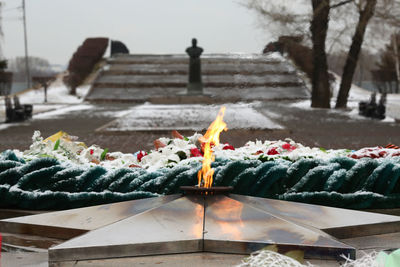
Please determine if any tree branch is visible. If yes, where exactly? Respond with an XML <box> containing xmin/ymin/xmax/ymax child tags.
<box><xmin>330</xmin><ymin>0</ymin><xmax>353</xmax><ymax>9</ymax></box>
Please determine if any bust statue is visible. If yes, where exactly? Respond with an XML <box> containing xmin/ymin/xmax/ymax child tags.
<box><xmin>186</xmin><ymin>38</ymin><xmax>204</xmax><ymax>94</ymax></box>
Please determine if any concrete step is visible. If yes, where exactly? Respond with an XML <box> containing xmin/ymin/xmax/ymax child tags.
<box><xmin>107</xmin><ymin>54</ymin><xmax>283</xmax><ymax>65</ymax></box>
<box><xmin>85</xmin><ymin>86</ymin><xmax>309</xmax><ymax>102</ymax></box>
<box><xmin>86</xmin><ymin>53</ymin><xmax>309</xmax><ymax>102</ymax></box>
<box><xmin>105</xmin><ymin>62</ymin><xmax>294</xmax><ymax>75</ymax></box>
<box><xmin>94</xmin><ymin>74</ymin><xmax>302</xmax><ymax>88</ymax></box>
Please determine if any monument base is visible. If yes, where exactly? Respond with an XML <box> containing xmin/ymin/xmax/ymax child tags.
<box><xmin>150</xmin><ymin>94</ymin><xmax>217</xmax><ymax>104</ymax></box>
<box><xmin>186</xmin><ymin>83</ymin><xmax>204</xmax><ymax>95</ymax></box>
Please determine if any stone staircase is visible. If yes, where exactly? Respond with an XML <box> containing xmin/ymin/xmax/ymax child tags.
<box><xmin>85</xmin><ymin>53</ymin><xmax>310</xmax><ymax>103</ymax></box>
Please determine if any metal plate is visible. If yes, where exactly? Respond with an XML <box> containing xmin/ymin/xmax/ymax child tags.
<box><xmin>203</xmin><ymin>195</ymin><xmax>354</xmax><ymax>260</ymax></box>
<box><xmin>48</xmin><ymin>196</ymin><xmax>205</xmax><ymax>262</ymax></box>
<box><xmin>0</xmin><ymin>195</ymin><xmax>179</xmax><ymax>239</ymax></box>
<box><xmin>230</xmin><ymin>194</ymin><xmax>400</xmax><ymax>238</ymax></box>
<box><xmin>9</xmin><ymin>193</ymin><xmax>400</xmax><ymax>263</ymax></box>
<box><xmin>180</xmin><ymin>186</ymin><xmax>233</xmax><ymax>195</ymax></box>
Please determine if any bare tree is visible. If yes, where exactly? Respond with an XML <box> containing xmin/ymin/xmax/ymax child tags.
<box><xmin>372</xmin><ymin>0</ymin><xmax>400</xmax><ymax>93</ymax></box>
<box><xmin>0</xmin><ymin>2</ymin><xmax>4</xmax><ymax>60</ymax></box>
<box><xmin>8</xmin><ymin>56</ymin><xmax>54</xmax><ymax>81</ymax></box>
<box><xmin>336</xmin><ymin>0</ymin><xmax>377</xmax><ymax>108</ymax></box>
<box><xmin>310</xmin><ymin>0</ymin><xmax>331</xmax><ymax>108</ymax></box>
<box><xmin>245</xmin><ymin>0</ymin><xmax>311</xmax><ymax>43</ymax></box>
<box><xmin>372</xmin><ymin>33</ymin><xmax>400</xmax><ymax>94</ymax></box>
<box><xmin>246</xmin><ymin>0</ymin><xmax>332</xmax><ymax>107</ymax></box>
<box><xmin>393</xmin><ymin>33</ymin><xmax>400</xmax><ymax>87</ymax></box>
<box><xmin>245</xmin><ymin>0</ymin><xmax>400</xmax><ymax>109</ymax></box>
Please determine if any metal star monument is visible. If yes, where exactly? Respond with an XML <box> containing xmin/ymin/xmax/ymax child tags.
<box><xmin>2</xmin><ymin>191</ymin><xmax>400</xmax><ymax>264</ymax></box>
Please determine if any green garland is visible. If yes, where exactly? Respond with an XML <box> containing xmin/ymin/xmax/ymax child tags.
<box><xmin>1</xmin><ymin>150</ymin><xmax>400</xmax><ymax>210</ymax></box>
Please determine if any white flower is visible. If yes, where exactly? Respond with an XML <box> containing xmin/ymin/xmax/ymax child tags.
<box><xmin>17</xmin><ymin>131</ymin><xmax>366</xmax><ymax>171</ymax></box>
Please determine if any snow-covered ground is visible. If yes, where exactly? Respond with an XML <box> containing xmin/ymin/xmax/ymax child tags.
<box><xmin>100</xmin><ymin>102</ymin><xmax>284</xmax><ymax>132</ymax></box>
<box><xmin>33</xmin><ymin>104</ymin><xmax>93</xmax><ymax>120</ymax></box>
<box><xmin>0</xmin><ymin>68</ymin><xmax>399</xmax><ymax>132</ymax></box>
<box><xmin>386</xmin><ymin>93</ymin><xmax>400</xmax><ymax>121</ymax></box>
<box><xmin>0</xmin><ymin>76</ymin><xmax>90</xmax><ymax>130</ymax></box>
<box><xmin>291</xmin><ymin>73</ymin><xmax>400</xmax><ymax>123</ymax></box>
<box><xmin>4</xmin><ymin>76</ymin><xmax>90</xmax><ymax>104</ymax></box>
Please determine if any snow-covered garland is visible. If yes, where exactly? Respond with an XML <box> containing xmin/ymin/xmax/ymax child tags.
<box><xmin>2</xmin><ymin>131</ymin><xmax>400</xmax><ymax>210</ymax></box>
<box><xmin>15</xmin><ymin>130</ymin><xmax>400</xmax><ymax>172</ymax></box>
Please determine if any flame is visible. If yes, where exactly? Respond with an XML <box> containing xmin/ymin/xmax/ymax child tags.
<box><xmin>198</xmin><ymin>106</ymin><xmax>227</xmax><ymax>188</ymax></box>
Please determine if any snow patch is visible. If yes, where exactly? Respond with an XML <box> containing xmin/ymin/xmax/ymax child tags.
<box><xmin>11</xmin><ymin>77</ymin><xmax>90</xmax><ymax>105</ymax></box>
<box><xmin>34</xmin><ymin>104</ymin><xmax>94</xmax><ymax>120</ymax></box>
<box><xmin>102</xmin><ymin>102</ymin><xmax>284</xmax><ymax>132</ymax></box>
<box><xmin>291</xmin><ymin>99</ymin><xmax>396</xmax><ymax>123</ymax></box>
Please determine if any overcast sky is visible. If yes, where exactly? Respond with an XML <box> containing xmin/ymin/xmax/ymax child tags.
<box><xmin>1</xmin><ymin>0</ymin><xmax>269</xmax><ymax>66</ymax></box>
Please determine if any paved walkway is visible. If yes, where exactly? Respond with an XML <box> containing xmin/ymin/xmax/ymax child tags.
<box><xmin>1</xmin><ymin>100</ymin><xmax>400</xmax><ymax>266</ymax></box>
<box><xmin>1</xmin><ymin>100</ymin><xmax>399</xmax><ymax>154</ymax></box>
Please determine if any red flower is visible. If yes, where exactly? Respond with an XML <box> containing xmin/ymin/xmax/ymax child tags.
<box><xmin>378</xmin><ymin>151</ymin><xmax>387</xmax><ymax>157</ymax></box>
<box><xmin>190</xmin><ymin>148</ymin><xmax>203</xmax><ymax>157</ymax></box>
<box><xmin>200</xmin><ymin>141</ymin><xmax>216</xmax><ymax>153</ymax></box>
<box><xmin>267</xmin><ymin>147</ymin><xmax>279</xmax><ymax>155</ymax></box>
<box><xmin>137</xmin><ymin>151</ymin><xmax>147</xmax><ymax>162</ymax></box>
<box><xmin>254</xmin><ymin>150</ymin><xmax>264</xmax><ymax>155</ymax></box>
<box><xmin>282</xmin><ymin>143</ymin><xmax>296</xmax><ymax>151</ymax></box>
<box><xmin>282</xmin><ymin>143</ymin><xmax>291</xmax><ymax>149</ymax></box>
<box><xmin>223</xmin><ymin>143</ymin><xmax>235</xmax><ymax>150</ymax></box>
<box><xmin>90</xmin><ymin>149</ymin><xmax>94</xmax><ymax>155</ymax></box>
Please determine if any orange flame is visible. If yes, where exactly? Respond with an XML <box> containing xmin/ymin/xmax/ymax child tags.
<box><xmin>198</xmin><ymin>106</ymin><xmax>227</xmax><ymax>188</ymax></box>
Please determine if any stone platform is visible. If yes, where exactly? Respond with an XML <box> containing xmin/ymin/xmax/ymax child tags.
<box><xmin>96</xmin><ymin>103</ymin><xmax>283</xmax><ymax>133</ymax></box>
<box><xmin>85</xmin><ymin>53</ymin><xmax>310</xmax><ymax>103</ymax></box>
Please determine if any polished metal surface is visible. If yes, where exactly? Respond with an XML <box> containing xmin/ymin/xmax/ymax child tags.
<box><xmin>230</xmin><ymin>194</ymin><xmax>400</xmax><ymax>238</ymax></box>
<box><xmin>0</xmin><ymin>195</ymin><xmax>179</xmax><ymax>239</ymax></box>
<box><xmin>180</xmin><ymin>186</ymin><xmax>233</xmax><ymax>195</ymax></box>
<box><xmin>4</xmin><ymin>193</ymin><xmax>400</xmax><ymax>263</ymax></box>
<box><xmin>49</xmin><ymin>195</ymin><xmax>205</xmax><ymax>262</ymax></box>
<box><xmin>203</xmin><ymin>195</ymin><xmax>354</xmax><ymax>259</ymax></box>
